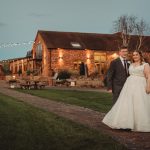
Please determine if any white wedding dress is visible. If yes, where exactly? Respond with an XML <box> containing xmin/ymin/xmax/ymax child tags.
<box><xmin>102</xmin><ymin>63</ymin><xmax>150</xmax><ymax>132</ymax></box>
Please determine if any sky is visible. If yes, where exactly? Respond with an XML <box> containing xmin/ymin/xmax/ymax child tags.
<box><xmin>0</xmin><ymin>0</ymin><xmax>150</xmax><ymax>60</ymax></box>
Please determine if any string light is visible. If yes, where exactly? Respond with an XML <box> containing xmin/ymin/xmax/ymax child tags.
<box><xmin>0</xmin><ymin>41</ymin><xmax>34</xmax><ymax>49</ymax></box>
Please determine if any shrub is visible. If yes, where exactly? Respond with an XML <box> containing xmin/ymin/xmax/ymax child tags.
<box><xmin>2</xmin><ymin>63</ymin><xmax>11</xmax><ymax>75</ymax></box>
<box><xmin>57</xmin><ymin>70</ymin><xmax>71</xmax><ymax>80</ymax></box>
<box><xmin>69</xmin><ymin>70</ymin><xmax>80</xmax><ymax>78</ymax></box>
<box><xmin>89</xmin><ymin>71</ymin><xmax>99</xmax><ymax>79</ymax></box>
<box><xmin>18</xmin><ymin>69</ymin><xmax>22</xmax><ymax>76</ymax></box>
<box><xmin>26</xmin><ymin>70</ymin><xmax>31</xmax><ymax>76</ymax></box>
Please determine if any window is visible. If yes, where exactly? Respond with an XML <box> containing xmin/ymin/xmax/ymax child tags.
<box><xmin>24</xmin><ymin>64</ymin><xmax>27</xmax><ymax>71</ymax></box>
<box><xmin>94</xmin><ymin>52</ymin><xmax>107</xmax><ymax>75</ymax></box>
<box><xmin>94</xmin><ymin>52</ymin><xmax>106</xmax><ymax>63</ymax></box>
<box><xmin>19</xmin><ymin>65</ymin><xmax>22</xmax><ymax>71</ymax></box>
<box><xmin>15</xmin><ymin>65</ymin><xmax>17</xmax><ymax>74</ymax></box>
<box><xmin>70</xmin><ymin>42</ymin><xmax>81</xmax><ymax>49</ymax></box>
<box><xmin>73</xmin><ymin>60</ymin><xmax>82</xmax><ymax>70</ymax></box>
<box><xmin>36</xmin><ymin>44</ymin><xmax>42</xmax><ymax>59</ymax></box>
<box><xmin>74</xmin><ymin>63</ymin><xmax>78</xmax><ymax>70</ymax></box>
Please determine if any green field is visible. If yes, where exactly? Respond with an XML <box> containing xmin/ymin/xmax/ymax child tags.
<box><xmin>16</xmin><ymin>89</ymin><xmax>113</xmax><ymax>113</ymax></box>
<box><xmin>0</xmin><ymin>92</ymin><xmax>127</xmax><ymax>150</ymax></box>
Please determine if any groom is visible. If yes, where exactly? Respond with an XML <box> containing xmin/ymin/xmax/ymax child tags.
<box><xmin>107</xmin><ymin>46</ymin><xmax>130</xmax><ymax>104</ymax></box>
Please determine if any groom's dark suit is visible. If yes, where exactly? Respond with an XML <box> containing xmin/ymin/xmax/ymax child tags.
<box><xmin>107</xmin><ymin>57</ymin><xmax>130</xmax><ymax>104</ymax></box>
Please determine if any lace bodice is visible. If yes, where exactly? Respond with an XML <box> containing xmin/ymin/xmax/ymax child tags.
<box><xmin>129</xmin><ymin>63</ymin><xmax>148</xmax><ymax>77</ymax></box>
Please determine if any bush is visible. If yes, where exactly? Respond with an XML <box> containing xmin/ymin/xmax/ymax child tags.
<box><xmin>18</xmin><ymin>69</ymin><xmax>22</xmax><ymax>76</ymax></box>
<box><xmin>69</xmin><ymin>70</ymin><xmax>80</xmax><ymax>78</ymax></box>
<box><xmin>26</xmin><ymin>70</ymin><xmax>31</xmax><ymax>76</ymax></box>
<box><xmin>2</xmin><ymin>63</ymin><xmax>11</xmax><ymax>75</ymax></box>
<box><xmin>57</xmin><ymin>70</ymin><xmax>71</xmax><ymax>80</ymax></box>
<box><xmin>89</xmin><ymin>71</ymin><xmax>99</xmax><ymax>79</ymax></box>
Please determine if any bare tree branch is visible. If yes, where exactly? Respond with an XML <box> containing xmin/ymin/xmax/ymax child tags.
<box><xmin>113</xmin><ymin>15</ymin><xmax>150</xmax><ymax>51</ymax></box>
<box><xmin>135</xmin><ymin>19</ymin><xmax>150</xmax><ymax>51</ymax></box>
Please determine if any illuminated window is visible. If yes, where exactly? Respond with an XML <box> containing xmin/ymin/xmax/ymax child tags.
<box><xmin>73</xmin><ymin>60</ymin><xmax>82</xmax><ymax>70</ymax></box>
<box><xmin>94</xmin><ymin>52</ymin><xmax>106</xmax><ymax>62</ymax></box>
<box><xmin>94</xmin><ymin>52</ymin><xmax>107</xmax><ymax>75</ymax></box>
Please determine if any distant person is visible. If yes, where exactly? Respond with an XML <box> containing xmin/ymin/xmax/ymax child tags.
<box><xmin>106</xmin><ymin>46</ymin><xmax>130</xmax><ymax>104</ymax></box>
<box><xmin>103</xmin><ymin>70</ymin><xmax>108</xmax><ymax>87</ymax></box>
<box><xmin>102</xmin><ymin>50</ymin><xmax>150</xmax><ymax>132</ymax></box>
<box><xmin>79</xmin><ymin>62</ymin><xmax>85</xmax><ymax>75</ymax></box>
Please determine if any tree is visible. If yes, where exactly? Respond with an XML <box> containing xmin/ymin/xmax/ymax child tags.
<box><xmin>114</xmin><ymin>14</ymin><xmax>137</xmax><ymax>47</ymax></box>
<box><xmin>113</xmin><ymin>14</ymin><xmax>149</xmax><ymax>50</ymax></box>
<box><xmin>135</xmin><ymin>19</ymin><xmax>150</xmax><ymax>50</ymax></box>
<box><xmin>2</xmin><ymin>63</ymin><xmax>11</xmax><ymax>75</ymax></box>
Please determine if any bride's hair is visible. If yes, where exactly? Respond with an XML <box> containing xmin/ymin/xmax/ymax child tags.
<box><xmin>132</xmin><ymin>50</ymin><xmax>145</xmax><ymax>65</ymax></box>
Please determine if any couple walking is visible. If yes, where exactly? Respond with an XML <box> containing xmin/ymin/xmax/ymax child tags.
<box><xmin>102</xmin><ymin>46</ymin><xmax>150</xmax><ymax>132</ymax></box>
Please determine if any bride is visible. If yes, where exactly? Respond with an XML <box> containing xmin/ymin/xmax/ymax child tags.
<box><xmin>102</xmin><ymin>50</ymin><xmax>150</xmax><ymax>132</ymax></box>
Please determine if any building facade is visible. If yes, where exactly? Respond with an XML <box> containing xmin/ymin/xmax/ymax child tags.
<box><xmin>8</xmin><ymin>30</ymin><xmax>150</xmax><ymax>80</ymax></box>
<box><xmin>32</xmin><ymin>31</ymin><xmax>123</xmax><ymax>77</ymax></box>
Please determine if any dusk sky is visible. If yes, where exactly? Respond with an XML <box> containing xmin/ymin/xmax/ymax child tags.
<box><xmin>0</xmin><ymin>0</ymin><xmax>149</xmax><ymax>60</ymax></box>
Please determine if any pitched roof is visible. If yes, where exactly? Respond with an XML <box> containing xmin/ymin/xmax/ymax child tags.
<box><xmin>37</xmin><ymin>30</ymin><xmax>150</xmax><ymax>51</ymax></box>
<box><xmin>38</xmin><ymin>30</ymin><xmax>121</xmax><ymax>50</ymax></box>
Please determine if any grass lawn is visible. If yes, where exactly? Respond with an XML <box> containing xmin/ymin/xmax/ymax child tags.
<box><xmin>0</xmin><ymin>92</ymin><xmax>127</xmax><ymax>150</ymax></box>
<box><xmin>16</xmin><ymin>88</ymin><xmax>113</xmax><ymax>112</ymax></box>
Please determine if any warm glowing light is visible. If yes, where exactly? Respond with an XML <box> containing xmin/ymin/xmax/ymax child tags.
<box><xmin>59</xmin><ymin>56</ymin><xmax>63</xmax><ymax>59</ymax></box>
<box><xmin>86</xmin><ymin>50</ymin><xmax>92</xmax><ymax>64</ymax></box>
<box><xmin>58</xmin><ymin>48</ymin><xmax>63</xmax><ymax>61</ymax></box>
<box><xmin>86</xmin><ymin>53</ymin><xmax>90</xmax><ymax>59</ymax></box>
<box><xmin>112</xmin><ymin>53</ymin><xmax>118</xmax><ymax>59</ymax></box>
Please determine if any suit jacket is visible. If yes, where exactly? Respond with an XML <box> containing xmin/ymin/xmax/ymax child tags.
<box><xmin>107</xmin><ymin>57</ymin><xmax>130</xmax><ymax>94</ymax></box>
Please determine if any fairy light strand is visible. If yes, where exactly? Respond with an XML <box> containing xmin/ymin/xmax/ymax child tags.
<box><xmin>0</xmin><ymin>41</ymin><xmax>34</xmax><ymax>49</ymax></box>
